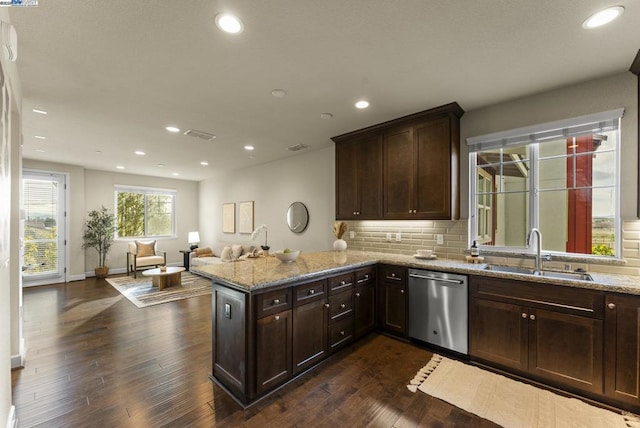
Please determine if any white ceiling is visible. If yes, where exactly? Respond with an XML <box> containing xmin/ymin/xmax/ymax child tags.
<box><xmin>8</xmin><ymin>0</ymin><xmax>640</xmax><ymax>181</ymax></box>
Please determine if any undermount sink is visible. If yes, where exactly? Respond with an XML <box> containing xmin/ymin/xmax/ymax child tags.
<box><xmin>484</xmin><ymin>265</ymin><xmax>593</xmax><ymax>282</ymax></box>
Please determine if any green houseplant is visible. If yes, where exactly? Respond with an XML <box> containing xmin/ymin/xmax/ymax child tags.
<box><xmin>82</xmin><ymin>206</ymin><xmax>116</xmax><ymax>278</ymax></box>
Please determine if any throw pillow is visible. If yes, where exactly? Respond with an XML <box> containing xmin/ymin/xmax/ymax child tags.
<box><xmin>231</xmin><ymin>244</ymin><xmax>243</xmax><ymax>259</ymax></box>
<box><xmin>195</xmin><ymin>247</ymin><xmax>213</xmax><ymax>257</ymax></box>
<box><xmin>220</xmin><ymin>246</ymin><xmax>233</xmax><ymax>262</ymax></box>
<box><xmin>136</xmin><ymin>240</ymin><xmax>156</xmax><ymax>257</ymax></box>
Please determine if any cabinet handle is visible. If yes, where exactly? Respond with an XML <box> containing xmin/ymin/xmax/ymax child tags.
<box><xmin>608</xmin><ymin>303</ymin><xmax>616</xmax><ymax>310</ymax></box>
<box><xmin>340</xmin><ymin>331</ymin><xmax>345</xmax><ymax>336</ymax></box>
<box><xmin>364</xmin><ymin>274</ymin><xmax>369</xmax><ymax>279</ymax></box>
<box><xmin>274</xmin><ymin>315</ymin><xmax>280</xmax><ymax>321</ymax></box>
<box><xmin>353</xmin><ymin>211</ymin><xmax>356</xmax><ymax>215</ymax></box>
<box><xmin>391</xmin><ymin>273</ymin><xmax>396</xmax><ymax>277</ymax></box>
<box><xmin>530</xmin><ymin>314</ymin><xmax>536</xmax><ymax>320</ymax></box>
<box><xmin>273</xmin><ymin>299</ymin><xmax>280</xmax><ymax>305</ymax></box>
<box><xmin>340</xmin><ymin>303</ymin><xmax>346</xmax><ymax>309</ymax></box>
<box><xmin>355</xmin><ymin>292</ymin><xmax>360</xmax><ymax>297</ymax></box>
<box><xmin>522</xmin><ymin>313</ymin><xmax>527</xmax><ymax>318</ymax></box>
<box><xmin>340</xmin><ymin>280</ymin><xmax>346</xmax><ymax>285</ymax></box>
<box><xmin>400</xmin><ymin>289</ymin><xmax>405</xmax><ymax>294</ymax></box>
<box><xmin>324</xmin><ymin>303</ymin><xmax>330</xmax><ymax>308</ymax></box>
<box><xmin>309</xmin><ymin>289</ymin><xmax>315</xmax><ymax>295</ymax></box>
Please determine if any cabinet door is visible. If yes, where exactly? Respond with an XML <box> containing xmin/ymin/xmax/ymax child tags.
<box><xmin>335</xmin><ymin>140</ymin><xmax>358</xmax><ymax>220</ymax></box>
<box><xmin>356</xmin><ymin>134</ymin><xmax>383</xmax><ymax>219</ymax></box>
<box><xmin>529</xmin><ymin>308</ymin><xmax>603</xmax><ymax>395</ymax></box>
<box><xmin>256</xmin><ymin>310</ymin><xmax>292</xmax><ymax>395</ymax></box>
<box><xmin>605</xmin><ymin>294</ymin><xmax>640</xmax><ymax>407</ymax></box>
<box><xmin>354</xmin><ymin>281</ymin><xmax>376</xmax><ymax>338</ymax></box>
<box><xmin>380</xmin><ymin>280</ymin><xmax>408</xmax><ymax>337</ymax></box>
<box><xmin>292</xmin><ymin>298</ymin><xmax>327</xmax><ymax>374</ymax></box>
<box><xmin>414</xmin><ymin>117</ymin><xmax>452</xmax><ymax>219</ymax></box>
<box><xmin>212</xmin><ymin>284</ymin><xmax>247</xmax><ymax>396</ymax></box>
<box><xmin>470</xmin><ymin>298</ymin><xmax>528</xmax><ymax>372</ymax></box>
<box><xmin>383</xmin><ymin>127</ymin><xmax>414</xmax><ymax>219</ymax></box>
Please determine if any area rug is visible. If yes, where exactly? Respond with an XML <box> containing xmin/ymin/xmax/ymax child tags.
<box><xmin>106</xmin><ymin>272</ymin><xmax>211</xmax><ymax>308</ymax></box>
<box><xmin>407</xmin><ymin>354</ymin><xmax>640</xmax><ymax>428</ymax></box>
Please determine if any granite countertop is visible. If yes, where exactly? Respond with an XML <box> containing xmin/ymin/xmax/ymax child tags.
<box><xmin>191</xmin><ymin>250</ymin><xmax>640</xmax><ymax>295</ymax></box>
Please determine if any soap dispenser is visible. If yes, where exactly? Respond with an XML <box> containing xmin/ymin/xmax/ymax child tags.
<box><xmin>470</xmin><ymin>240</ymin><xmax>479</xmax><ymax>257</ymax></box>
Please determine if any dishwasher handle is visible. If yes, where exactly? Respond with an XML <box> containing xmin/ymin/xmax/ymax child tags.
<box><xmin>409</xmin><ymin>273</ymin><xmax>464</xmax><ymax>285</ymax></box>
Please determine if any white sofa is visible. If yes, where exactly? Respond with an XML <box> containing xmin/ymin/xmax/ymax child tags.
<box><xmin>189</xmin><ymin>242</ymin><xmax>257</xmax><ymax>269</ymax></box>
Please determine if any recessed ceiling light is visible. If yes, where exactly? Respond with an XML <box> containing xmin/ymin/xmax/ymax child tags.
<box><xmin>32</xmin><ymin>108</ymin><xmax>47</xmax><ymax>115</ymax></box>
<box><xmin>244</xmin><ymin>145</ymin><xmax>255</xmax><ymax>151</ymax></box>
<box><xmin>35</xmin><ymin>149</ymin><xmax>45</xmax><ymax>153</ymax></box>
<box><xmin>582</xmin><ymin>6</ymin><xmax>624</xmax><ymax>29</ymax></box>
<box><xmin>200</xmin><ymin>161</ymin><xmax>209</xmax><ymax>166</ymax></box>
<box><xmin>172</xmin><ymin>172</ymin><xmax>180</xmax><ymax>176</ymax></box>
<box><xmin>355</xmin><ymin>100</ymin><xmax>370</xmax><ymax>109</ymax></box>
<box><xmin>215</xmin><ymin>13</ymin><xmax>244</xmax><ymax>34</ymax></box>
<box><xmin>320</xmin><ymin>113</ymin><xmax>333</xmax><ymax>119</ymax></box>
<box><xmin>116</xmin><ymin>165</ymin><xmax>125</xmax><ymax>170</ymax></box>
<box><xmin>271</xmin><ymin>89</ymin><xmax>287</xmax><ymax>98</ymax></box>
<box><xmin>34</xmin><ymin>135</ymin><xmax>46</xmax><ymax>140</ymax></box>
<box><xmin>157</xmin><ymin>163</ymin><xmax>166</xmax><ymax>168</ymax></box>
<box><xmin>134</xmin><ymin>150</ymin><xmax>146</xmax><ymax>156</ymax></box>
<box><xmin>165</xmin><ymin>126</ymin><xmax>181</xmax><ymax>133</ymax></box>
<box><xmin>96</xmin><ymin>150</ymin><xmax>102</xmax><ymax>154</ymax></box>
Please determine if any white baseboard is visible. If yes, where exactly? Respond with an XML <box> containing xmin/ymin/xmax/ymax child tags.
<box><xmin>67</xmin><ymin>274</ymin><xmax>86</xmax><ymax>282</ymax></box>
<box><xmin>10</xmin><ymin>338</ymin><xmax>25</xmax><ymax>369</ymax></box>
<box><xmin>6</xmin><ymin>405</ymin><xmax>16</xmax><ymax>428</ymax></box>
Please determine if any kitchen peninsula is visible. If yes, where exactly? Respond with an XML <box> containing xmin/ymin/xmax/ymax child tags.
<box><xmin>193</xmin><ymin>251</ymin><xmax>640</xmax><ymax>412</ymax></box>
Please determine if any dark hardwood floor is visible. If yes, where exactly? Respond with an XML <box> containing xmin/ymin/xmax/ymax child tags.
<box><xmin>11</xmin><ymin>276</ymin><xmax>497</xmax><ymax>427</ymax></box>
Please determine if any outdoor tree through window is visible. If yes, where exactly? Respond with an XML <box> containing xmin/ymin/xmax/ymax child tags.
<box><xmin>115</xmin><ymin>186</ymin><xmax>175</xmax><ymax>238</ymax></box>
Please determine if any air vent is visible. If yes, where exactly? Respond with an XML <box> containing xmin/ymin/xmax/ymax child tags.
<box><xmin>184</xmin><ymin>129</ymin><xmax>216</xmax><ymax>141</ymax></box>
<box><xmin>287</xmin><ymin>144</ymin><xmax>309</xmax><ymax>152</ymax></box>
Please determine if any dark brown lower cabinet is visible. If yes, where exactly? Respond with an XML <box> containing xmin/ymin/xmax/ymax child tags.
<box><xmin>605</xmin><ymin>293</ymin><xmax>640</xmax><ymax>409</ymax></box>
<box><xmin>354</xmin><ymin>271</ymin><xmax>376</xmax><ymax>338</ymax></box>
<box><xmin>379</xmin><ymin>265</ymin><xmax>408</xmax><ymax>337</ymax></box>
<box><xmin>470</xmin><ymin>276</ymin><xmax>604</xmax><ymax>397</ymax></box>
<box><xmin>292</xmin><ymin>298</ymin><xmax>327</xmax><ymax>374</ymax></box>
<box><xmin>256</xmin><ymin>309</ymin><xmax>292</xmax><ymax>394</ymax></box>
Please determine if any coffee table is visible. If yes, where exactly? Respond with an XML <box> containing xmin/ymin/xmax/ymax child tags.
<box><xmin>142</xmin><ymin>266</ymin><xmax>185</xmax><ymax>290</ymax></box>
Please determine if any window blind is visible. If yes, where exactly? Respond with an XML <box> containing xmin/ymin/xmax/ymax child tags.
<box><xmin>467</xmin><ymin>108</ymin><xmax>624</xmax><ymax>153</ymax></box>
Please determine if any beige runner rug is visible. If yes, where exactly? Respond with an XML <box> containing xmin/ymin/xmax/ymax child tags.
<box><xmin>106</xmin><ymin>272</ymin><xmax>211</xmax><ymax>308</ymax></box>
<box><xmin>408</xmin><ymin>354</ymin><xmax>640</xmax><ymax>428</ymax></box>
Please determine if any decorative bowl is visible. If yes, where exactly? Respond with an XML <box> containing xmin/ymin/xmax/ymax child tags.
<box><xmin>273</xmin><ymin>250</ymin><xmax>300</xmax><ymax>263</ymax></box>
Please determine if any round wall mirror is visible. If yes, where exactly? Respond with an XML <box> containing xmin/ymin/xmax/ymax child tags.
<box><xmin>287</xmin><ymin>202</ymin><xmax>309</xmax><ymax>233</ymax></box>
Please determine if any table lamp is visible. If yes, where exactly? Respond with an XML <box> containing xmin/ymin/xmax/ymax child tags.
<box><xmin>188</xmin><ymin>231</ymin><xmax>200</xmax><ymax>251</ymax></box>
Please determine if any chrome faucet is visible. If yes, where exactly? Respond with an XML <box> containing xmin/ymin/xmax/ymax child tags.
<box><xmin>527</xmin><ymin>228</ymin><xmax>543</xmax><ymax>271</ymax></box>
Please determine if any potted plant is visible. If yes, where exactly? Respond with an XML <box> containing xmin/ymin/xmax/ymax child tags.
<box><xmin>82</xmin><ymin>206</ymin><xmax>116</xmax><ymax>278</ymax></box>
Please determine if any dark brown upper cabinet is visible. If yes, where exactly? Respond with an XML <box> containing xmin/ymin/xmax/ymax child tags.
<box><xmin>332</xmin><ymin>102</ymin><xmax>463</xmax><ymax>221</ymax></box>
<box><xmin>333</xmin><ymin>133</ymin><xmax>383</xmax><ymax>220</ymax></box>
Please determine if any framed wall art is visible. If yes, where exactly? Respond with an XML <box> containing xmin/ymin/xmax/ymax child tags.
<box><xmin>222</xmin><ymin>203</ymin><xmax>235</xmax><ymax>234</ymax></box>
<box><xmin>238</xmin><ymin>201</ymin><xmax>254</xmax><ymax>234</ymax></box>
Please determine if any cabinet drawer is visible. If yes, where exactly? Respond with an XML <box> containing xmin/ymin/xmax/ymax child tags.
<box><xmin>328</xmin><ymin>272</ymin><xmax>355</xmax><ymax>295</ymax></box>
<box><xmin>294</xmin><ymin>279</ymin><xmax>326</xmax><ymax>306</ymax></box>
<box><xmin>471</xmin><ymin>276</ymin><xmax>604</xmax><ymax>319</ymax></box>
<box><xmin>329</xmin><ymin>291</ymin><xmax>354</xmax><ymax>322</ymax></box>
<box><xmin>380</xmin><ymin>264</ymin><xmax>406</xmax><ymax>283</ymax></box>
<box><xmin>329</xmin><ymin>316</ymin><xmax>354</xmax><ymax>351</ymax></box>
<box><xmin>355</xmin><ymin>266</ymin><xmax>376</xmax><ymax>285</ymax></box>
<box><xmin>256</xmin><ymin>288</ymin><xmax>292</xmax><ymax>319</ymax></box>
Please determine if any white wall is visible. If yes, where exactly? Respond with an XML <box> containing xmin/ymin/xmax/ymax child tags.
<box><xmin>1</xmin><ymin>7</ymin><xmax>21</xmax><ymax>427</ymax></box>
<box><xmin>84</xmin><ymin>169</ymin><xmax>199</xmax><ymax>272</ymax></box>
<box><xmin>199</xmin><ymin>147</ymin><xmax>335</xmax><ymax>252</ymax></box>
<box><xmin>461</xmin><ymin>71</ymin><xmax>638</xmax><ymax>219</ymax></box>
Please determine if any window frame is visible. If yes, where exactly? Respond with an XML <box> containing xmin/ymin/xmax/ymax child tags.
<box><xmin>467</xmin><ymin>109</ymin><xmax>622</xmax><ymax>259</ymax></box>
<box><xmin>114</xmin><ymin>185</ymin><xmax>177</xmax><ymax>240</ymax></box>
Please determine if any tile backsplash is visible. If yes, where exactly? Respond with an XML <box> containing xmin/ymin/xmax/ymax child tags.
<box><xmin>343</xmin><ymin>219</ymin><xmax>640</xmax><ymax>277</ymax></box>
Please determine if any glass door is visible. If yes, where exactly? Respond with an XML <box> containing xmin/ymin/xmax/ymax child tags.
<box><xmin>22</xmin><ymin>170</ymin><xmax>66</xmax><ymax>286</ymax></box>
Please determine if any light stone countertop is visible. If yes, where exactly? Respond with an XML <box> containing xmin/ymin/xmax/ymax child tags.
<box><xmin>191</xmin><ymin>250</ymin><xmax>640</xmax><ymax>295</ymax></box>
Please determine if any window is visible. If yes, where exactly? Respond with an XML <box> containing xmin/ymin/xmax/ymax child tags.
<box><xmin>115</xmin><ymin>185</ymin><xmax>176</xmax><ymax>238</ymax></box>
<box><xmin>468</xmin><ymin>109</ymin><xmax>622</xmax><ymax>258</ymax></box>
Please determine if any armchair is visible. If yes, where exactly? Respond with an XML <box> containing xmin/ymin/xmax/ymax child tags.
<box><xmin>127</xmin><ymin>240</ymin><xmax>167</xmax><ymax>278</ymax></box>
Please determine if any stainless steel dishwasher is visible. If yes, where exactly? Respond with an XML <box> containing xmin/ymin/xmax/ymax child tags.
<box><xmin>408</xmin><ymin>269</ymin><xmax>468</xmax><ymax>355</ymax></box>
